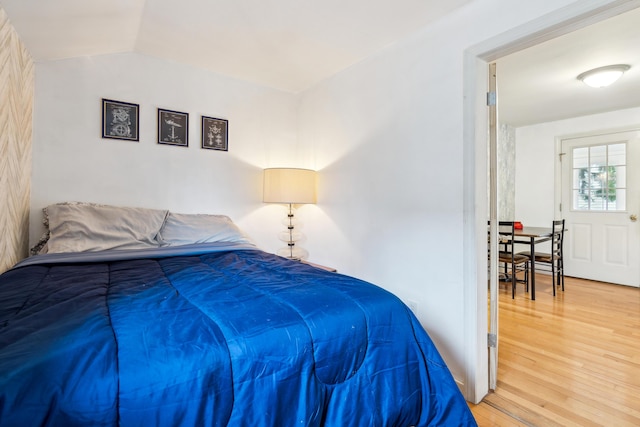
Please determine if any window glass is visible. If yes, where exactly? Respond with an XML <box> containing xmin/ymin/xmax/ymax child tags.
<box><xmin>615</xmin><ymin>189</ymin><xmax>627</xmax><ymax>211</ymax></box>
<box><xmin>590</xmin><ymin>145</ymin><xmax>606</xmax><ymax>168</ymax></box>
<box><xmin>614</xmin><ymin>165</ymin><xmax>626</xmax><ymax>187</ymax></box>
<box><xmin>572</xmin><ymin>143</ymin><xmax>626</xmax><ymax>211</ymax></box>
<box><xmin>573</xmin><ymin>147</ymin><xmax>589</xmax><ymax>168</ymax></box>
<box><xmin>609</xmin><ymin>143</ymin><xmax>626</xmax><ymax>166</ymax></box>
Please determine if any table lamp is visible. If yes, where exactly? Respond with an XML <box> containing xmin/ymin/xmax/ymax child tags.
<box><xmin>263</xmin><ymin>168</ymin><xmax>317</xmax><ymax>260</ymax></box>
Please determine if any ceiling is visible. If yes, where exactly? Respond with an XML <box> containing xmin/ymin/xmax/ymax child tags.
<box><xmin>1</xmin><ymin>1</ymin><xmax>639</xmax><ymax>127</ymax></box>
<box><xmin>0</xmin><ymin>0</ymin><xmax>472</xmax><ymax>93</ymax></box>
<box><xmin>497</xmin><ymin>6</ymin><xmax>640</xmax><ymax>127</ymax></box>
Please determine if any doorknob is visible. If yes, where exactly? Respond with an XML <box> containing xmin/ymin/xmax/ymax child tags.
<box><xmin>631</xmin><ymin>214</ymin><xmax>638</xmax><ymax>222</ymax></box>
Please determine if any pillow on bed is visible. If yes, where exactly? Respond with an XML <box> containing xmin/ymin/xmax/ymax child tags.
<box><xmin>46</xmin><ymin>202</ymin><xmax>169</xmax><ymax>253</ymax></box>
<box><xmin>30</xmin><ymin>205</ymin><xmax>57</xmax><ymax>255</ymax></box>
<box><xmin>157</xmin><ymin>212</ymin><xmax>254</xmax><ymax>246</ymax></box>
<box><xmin>30</xmin><ymin>231</ymin><xmax>50</xmax><ymax>256</ymax></box>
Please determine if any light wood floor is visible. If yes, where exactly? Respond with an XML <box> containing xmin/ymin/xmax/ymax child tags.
<box><xmin>468</xmin><ymin>274</ymin><xmax>640</xmax><ymax>426</ymax></box>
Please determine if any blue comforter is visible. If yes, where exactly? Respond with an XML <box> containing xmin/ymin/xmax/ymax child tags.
<box><xmin>0</xmin><ymin>245</ymin><xmax>476</xmax><ymax>426</ymax></box>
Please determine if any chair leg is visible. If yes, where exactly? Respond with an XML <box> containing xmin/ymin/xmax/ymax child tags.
<box><xmin>551</xmin><ymin>262</ymin><xmax>557</xmax><ymax>296</ymax></box>
<box><xmin>512</xmin><ymin>265</ymin><xmax>516</xmax><ymax>299</ymax></box>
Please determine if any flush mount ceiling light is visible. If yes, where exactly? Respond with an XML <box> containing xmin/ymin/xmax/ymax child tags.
<box><xmin>577</xmin><ymin>64</ymin><xmax>631</xmax><ymax>88</ymax></box>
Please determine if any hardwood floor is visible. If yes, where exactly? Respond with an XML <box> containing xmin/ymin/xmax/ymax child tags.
<box><xmin>468</xmin><ymin>274</ymin><xmax>640</xmax><ymax>426</ymax></box>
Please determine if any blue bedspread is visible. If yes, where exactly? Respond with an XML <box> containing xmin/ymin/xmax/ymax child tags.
<box><xmin>0</xmin><ymin>246</ymin><xmax>476</xmax><ymax>426</ymax></box>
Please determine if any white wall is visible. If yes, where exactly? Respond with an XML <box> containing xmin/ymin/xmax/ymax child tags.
<box><xmin>30</xmin><ymin>53</ymin><xmax>305</xmax><ymax>252</ymax></box>
<box><xmin>297</xmin><ymin>0</ymin><xmax>588</xmax><ymax>390</ymax></box>
<box><xmin>515</xmin><ymin>106</ymin><xmax>640</xmax><ymax>226</ymax></box>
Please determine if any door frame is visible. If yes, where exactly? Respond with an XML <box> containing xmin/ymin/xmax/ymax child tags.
<box><xmin>462</xmin><ymin>0</ymin><xmax>640</xmax><ymax>404</ymax></box>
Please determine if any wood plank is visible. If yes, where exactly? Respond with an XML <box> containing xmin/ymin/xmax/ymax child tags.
<box><xmin>467</xmin><ymin>400</ymin><xmax>531</xmax><ymax>427</ymax></box>
<box><xmin>469</xmin><ymin>275</ymin><xmax>640</xmax><ymax>426</ymax></box>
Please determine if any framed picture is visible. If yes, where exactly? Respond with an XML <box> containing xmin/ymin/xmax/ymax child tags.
<box><xmin>158</xmin><ymin>108</ymin><xmax>189</xmax><ymax>147</ymax></box>
<box><xmin>201</xmin><ymin>116</ymin><xmax>228</xmax><ymax>151</ymax></box>
<box><xmin>102</xmin><ymin>99</ymin><xmax>139</xmax><ymax>141</ymax></box>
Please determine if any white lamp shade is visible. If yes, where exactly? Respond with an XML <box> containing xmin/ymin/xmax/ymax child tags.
<box><xmin>263</xmin><ymin>168</ymin><xmax>317</xmax><ymax>204</ymax></box>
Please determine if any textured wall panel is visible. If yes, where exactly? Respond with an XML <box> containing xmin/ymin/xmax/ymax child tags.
<box><xmin>498</xmin><ymin>123</ymin><xmax>515</xmax><ymax>220</ymax></box>
<box><xmin>0</xmin><ymin>8</ymin><xmax>34</xmax><ymax>273</ymax></box>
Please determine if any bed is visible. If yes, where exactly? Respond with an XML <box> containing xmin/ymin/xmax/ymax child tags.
<box><xmin>0</xmin><ymin>202</ymin><xmax>476</xmax><ymax>426</ymax></box>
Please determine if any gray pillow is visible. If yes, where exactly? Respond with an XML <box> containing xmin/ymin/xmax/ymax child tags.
<box><xmin>158</xmin><ymin>212</ymin><xmax>254</xmax><ymax>246</ymax></box>
<box><xmin>46</xmin><ymin>202</ymin><xmax>168</xmax><ymax>253</ymax></box>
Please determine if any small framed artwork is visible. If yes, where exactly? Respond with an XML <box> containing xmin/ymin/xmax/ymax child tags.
<box><xmin>102</xmin><ymin>98</ymin><xmax>139</xmax><ymax>141</ymax></box>
<box><xmin>158</xmin><ymin>108</ymin><xmax>189</xmax><ymax>147</ymax></box>
<box><xmin>201</xmin><ymin>116</ymin><xmax>228</xmax><ymax>151</ymax></box>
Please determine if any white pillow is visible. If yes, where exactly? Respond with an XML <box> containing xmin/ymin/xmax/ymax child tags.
<box><xmin>158</xmin><ymin>212</ymin><xmax>254</xmax><ymax>246</ymax></box>
<box><xmin>46</xmin><ymin>202</ymin><xmax>168</xmax><ymax>253</ymax></box>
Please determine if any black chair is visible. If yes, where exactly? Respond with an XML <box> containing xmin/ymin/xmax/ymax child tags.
<box><xmin>498</xmin><ymin>221</ymin><xmax>530</xmax><ymax>298</ymax></box>
<box><xmin>519</xmin><ymin>219</ymin><xmax>565</xmax><ymax>296</ymax></box>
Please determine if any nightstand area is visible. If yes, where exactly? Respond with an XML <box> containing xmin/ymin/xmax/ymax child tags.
<box><xmin>300</xmin><ymin>260</ymin><xmax>337</xmax><ymax>272</ymax></box>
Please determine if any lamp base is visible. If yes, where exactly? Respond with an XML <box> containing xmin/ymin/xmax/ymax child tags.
<box><xmin>276</xmin><ymin>246</ymin><xmax>309</xmax><ymax>261</ymax></box>
<box><xmin>275</xmin><ymin>204</ymin><xmax>309</xmax><ymax>260</ymax></box>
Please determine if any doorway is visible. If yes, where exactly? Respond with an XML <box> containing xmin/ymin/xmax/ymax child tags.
<box><xmin>463</xmin><ymin>1</ymin><xmax>640</xmax><ymax>404</ymax></box>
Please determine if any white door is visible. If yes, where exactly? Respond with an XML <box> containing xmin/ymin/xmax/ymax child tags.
<box><xmin>560</xmin><ymin>129</ymin><xmax>640</xmax><ymax>287</ymax></box>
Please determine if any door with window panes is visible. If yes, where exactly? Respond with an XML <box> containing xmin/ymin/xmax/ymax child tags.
<box><xmin>560</xmin><ymin>129</ymin><xmax>640</xmax><ymax>287</ymax></box>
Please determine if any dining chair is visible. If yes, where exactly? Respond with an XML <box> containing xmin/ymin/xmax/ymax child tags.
<box><xmin>519</xmin><ymin>219</ymin><xmax>565</xmax><ymax>296</ymax></box>
<box><xmin>497</xmin><ymin>221</ymin><xmax>530</xmax><ymax>298</ymax></box>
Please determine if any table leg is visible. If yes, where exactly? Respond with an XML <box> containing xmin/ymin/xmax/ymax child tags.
<box><xmin>530</xmin><ymin>237</ymin><xmax>536</xmax><ymax>300</ymax></box>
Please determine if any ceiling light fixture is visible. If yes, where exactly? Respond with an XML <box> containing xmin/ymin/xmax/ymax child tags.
<box><xmin>577</xmin><ymin>64</ymin><xmax>630</xmax><ymax>88</ymax></box>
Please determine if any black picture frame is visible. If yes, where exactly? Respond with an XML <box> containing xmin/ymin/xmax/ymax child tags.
<box><xmin>201</xmin><ymin>116</ymin><xmax>228</xmax><ymax>151</ymax></box>
<box><xmin>102</xmin><ymin>98</ymin><xmax>139</xmax><ymax>141</ymax></box>
<box><xmin>158</xmin><ymin>108</ymin><xmax>189</xmax><ymax>147</ymax></box>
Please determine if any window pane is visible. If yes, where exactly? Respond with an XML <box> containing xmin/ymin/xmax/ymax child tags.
<box><xmin>590</xmin><ymin>167</ymin><xmax>606</xmax><ymax>194</ymax></box>
<box><xmin>606</xmin><ymin>166</ymin><xmax>616</xmax><ymax>193</ymax></box>
<box><xmin>590</xmin><ymin>145</ymin><xmax>607</xmax><ymax>168</ymax></box>
<box><xmin>604</xmin><ymin>189</ymin><xmax>615</xmax><ymax>209</ymax></box>
<box><xmin>608</xmin><ymin>143</ymin><xmax>626</xmax><ymax>166</ymax></box>
<box><xmin>614</xmin><ymin>165</ymin><xmax>626</xmax><ymax>187</ymax></box>
<box><xmin>573</xmin><ymin>147</ymin><xmax>589</xmax><ymax>168</ymax></box>
<box><xmin>573</xmin><ymin>168</ymin><xmax>588</xmax><ymax>189</ymax></box>
<box><xmin>615</xmin><ymin>189</ymin><xmax>627</xmax><ymax>210</ymax></box>
<box><xmin>590</xmin><ymin>192</ymin><xmax>605</xmax><ymax>210</ymax></box>
<box><xmin>573</xmin><ymin>189</ymin><xmax>588</xmax><ymax>210</ymax></box>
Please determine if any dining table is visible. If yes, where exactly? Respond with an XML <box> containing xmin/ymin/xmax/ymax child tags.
<box><xmin>509</xmin><ymin>226</ymin><xmax>555</xmax><ymax>300</ymax></box>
